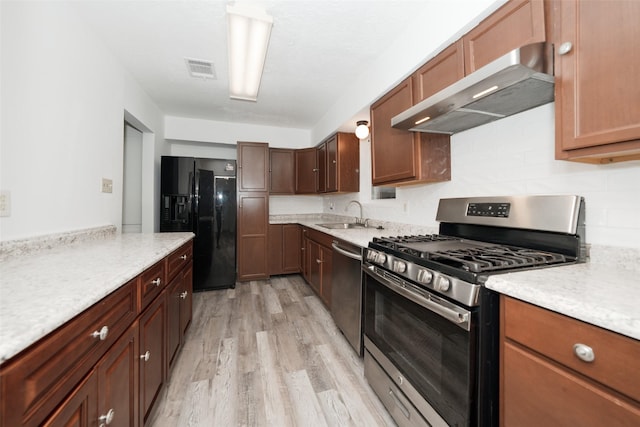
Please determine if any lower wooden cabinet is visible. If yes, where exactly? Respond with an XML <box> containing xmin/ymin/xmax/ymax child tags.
<box><xmin>167</xmin><ymin>263</ymin><xmax>193</xmax><ymax>372</ymax></box>
<box><xmin>0</xmin><ymin>240</ymin><xmax>194</xmax><ymax>427</ymax></box>
<box><xmin>269</xmin><ymin>224</ymin><xmax>302</xmax><ymax>276</ymax></box>
<box><xmin>302</xmin><ymin>227</ymin><xmax>333</xmax><ymax>308</ymax></box>
<box><xmin>500</xmin><ymin>296</ymin><xmax>640</xmax><ymax>426</ymax></box>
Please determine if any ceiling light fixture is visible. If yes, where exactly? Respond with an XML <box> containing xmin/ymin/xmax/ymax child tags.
<box><xmin>355</xmin><ymin>120</ymin><xmax>370</xmax><ymax>139</ymax></box>
<box><xmin>226</xmin><ymin>3</ymin><xmax>273</xmax><ymax>101</ymax></box>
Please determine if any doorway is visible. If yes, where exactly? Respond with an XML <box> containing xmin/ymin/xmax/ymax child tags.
<box><xmin>122</xmin><ymin>122</ymin><xmax>143</xmax><ymax>233</ymax></box>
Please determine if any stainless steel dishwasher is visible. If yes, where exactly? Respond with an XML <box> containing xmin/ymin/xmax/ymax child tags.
<box><xmin>331</xmin><ymin>238</ymin><xmax>364</xmax><ymax>356</ymax></box>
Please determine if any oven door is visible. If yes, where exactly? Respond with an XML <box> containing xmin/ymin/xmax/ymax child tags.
<box><xmin>363</xmin><ymin>264</ymin><xmax>476</xmax><ymax>427</ymax></box>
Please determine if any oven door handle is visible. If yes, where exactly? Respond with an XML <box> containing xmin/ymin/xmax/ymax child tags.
<box><xmin>364</xmin><ymin>265</ymin><xmax>471</xmax><ymax>330</ymax></box>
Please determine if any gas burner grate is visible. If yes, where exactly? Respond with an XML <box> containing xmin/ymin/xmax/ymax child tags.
<box><xmin>428</xmin><ymin>246</ymin><xmax>567</xmax><ymax>273</ymax></box>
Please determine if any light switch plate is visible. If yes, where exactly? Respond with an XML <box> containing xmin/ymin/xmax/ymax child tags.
<box><xmin>101</xmin><ymin>178</ymin><xmax>113</xmax><ymax>193</ymax></box>
<box><xmin>0</xmin><ymin>191</ymin><xmax>11</xmax><ymax>217</ymax></box>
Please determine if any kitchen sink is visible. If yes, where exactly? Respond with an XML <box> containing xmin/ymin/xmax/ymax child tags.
<box><xmin>317</xmin><ymin>222</ymin><xmax>367</xmax><ymax>230</ymax></box>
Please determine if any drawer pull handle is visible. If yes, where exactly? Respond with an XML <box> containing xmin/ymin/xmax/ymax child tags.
<box><xmin>91</xmin><ymin>326</ymin><xmax>109</xmax><ymax>341</ymax></box>
<box><xmin>140</xmin><ymin>350</ymin><xmax>151</xmax><ymax>362</ymax></box>
<box><xmin>180</xmin><ymin>291</ymin><xmax>188</xmax><ymax>299</ymax></box>
<box><xmin>98</xmin><ymin>408</ymin><xmax>115</xmax><ymax>426</ymax></box>
<box><xmin>573</xmin><ymin>343</ymin><xmax>595</xmax><ymax>362</ymax></box>
<box><xmin>388</xmin><ymin>389</ymin><xmax>410</xmax><ymax>419</ymax></box>
<box><xmin>152</xmin><ymin>278</ymin><xmax>162</xmax><ymax>287</ymax></box>
<box><xmin>180</xmin><ymin>254</ymin><xmax>187</xmax><ymax>260</ymax></box>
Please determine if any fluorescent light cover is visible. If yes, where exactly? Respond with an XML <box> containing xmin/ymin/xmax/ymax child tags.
<box><xmin>226</xmin><ymin>4</ymin><xmax>273</xmax><ymax>101</ymax></box>
<box><xmin>415</xmin><ymin>116</ymin><xmax>430</xmax><ymax>125</ymax></box>
<box><xmin>472</xmin><ymin>85</ymin><xmax>499</xmax><ymax>99</ymax></box>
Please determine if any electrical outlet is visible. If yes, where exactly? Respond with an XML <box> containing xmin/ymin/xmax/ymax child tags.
<box><xmin>101</xmin><ymin>178</ymin><xmax>113</xmax><ymax>194</ymax></box>
<box><xmin>0</xmin><ymin>191</ymin><xmax>11</xmax><ymax>217</ymax></box>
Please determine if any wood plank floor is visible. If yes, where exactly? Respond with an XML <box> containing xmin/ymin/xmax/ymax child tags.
<box><xmin>150</xmin><ymin>275</ymin><xmax>397</xmax><ymax>427</ymax></box>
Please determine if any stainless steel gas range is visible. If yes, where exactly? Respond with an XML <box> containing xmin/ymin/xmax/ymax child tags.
<box><xmin>362</xmin><ymin>195</ymin><xmax>586</xmax><ymax>427</ymax></box>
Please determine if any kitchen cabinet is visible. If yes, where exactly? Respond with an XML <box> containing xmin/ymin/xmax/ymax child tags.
<box><xmin>138</xmin><ymin>289</ymin><xmax>166</xmax><ymax>427</ymax></box>
<box><xmin>238</xmin><ymin>141</ymin><xmax>270</xmax><ymax>192</ymax></box>
<box><xmin>269</xmin><ymin>148</ymin><xmax>295</xmax><ymax>194</ymax></box>
<box><xmin>412</xmin><ymin>40</ymin><xmax>465</xmax><ymax>103</ymax></box>
<box><xmin>237</xmin><ymin>142</ymin><xmax>269</xmax><ymax>281</ymax></box>
<box><xmin>370</xmin><ymin>77</ymin><xmax>451</xmax><ymax>186</ymax></box>
<box><xmin>42</xmin><ymin>369</ymin><xmax>98</xmax><ymax>427</ymax></box>
<box><xmin>463</xmin><ymin>0</ymin><xmax>545</xmax><ymax>73</ymax></box>
<box><xmin>302</xmin><ymin>227</ymin><xmax>333</xmax><ymax>308</ymax></box>
<box><xmin>166</xmin><ymin>244</ymin><xmax>193</xmax><ymax>373</ymax></box>
<box><xmin>500</xmin><ymin>296</ymin><xmax>640</xmax><ymax>426</ymax></box>
<box><xmin>295</xmin><ymin>147</ymin><xmax>318</xmax><ymax>194</ymax></box>
<box><xmin>268</xmin><ymin>224</ymin><xmax>301</xmax><ymax>276</ymax></box>
<box><xmin>324</xmin><ymin>132</ymin><xmax>359</xmax><ymax>193</ymax></box>
<box><xmin>317</xmin><ymin>142</ymin><xmax>327</xmax><ymax>193</ymax></box>
<box><xmin>553</xmin><ymin>0</ymin><xmax>640</xmax><ymax>163</ymax></box>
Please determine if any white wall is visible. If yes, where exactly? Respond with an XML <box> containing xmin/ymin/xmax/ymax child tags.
<box><xmin>0</xmin><ymin>1</ymin><xmax>166</xmax><ymax>240</ymax></box>
<box><xmin>323</xmin><ymin>104</ymin><xmax>640</xmax><ymax>248</ymax></box>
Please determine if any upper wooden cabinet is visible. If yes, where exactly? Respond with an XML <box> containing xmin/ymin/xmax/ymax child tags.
<box><xmin>324</xmin><ymin>132</ymin><xmax>359</xmax><ymax>193</ymax></box>
<box><xmin>553</xmin><ymin>0</ymin><xmax>640</xmax><ymax>163</ymax></box>
<box><xmin>295</xmin><ymin>147</ymin><xmax>318</xmax><ymax>194</ymax></box>
<box><xmin>316</xmin><ymin>142</ymin><xmax>327</xmax><ymax>193</ymax></box>
<box><xmin>371</xmin><ymin>77</ymin><xmax>451</xmax><ymax>186</ymax></box>
<box><xmin>463</xmin><ymin>0</ymin><xmax>545</xmax><ymax>73</ymax></box>
<box><xmin>412</xmin><ymin>40</ymin><xmax>465</xmax><ymax>103</ymax></box>
<box><xmin>237</xmin><ymin>141</ymin><xmax>269</xmax><ymax>192</ymax></box>
<box><xmin>269</xmin><ymin>148</ymin><xmax>295</xmax><ymax>194</ymax></box>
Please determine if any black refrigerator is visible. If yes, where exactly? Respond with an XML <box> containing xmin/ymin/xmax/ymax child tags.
<box><xmin>160</xmin><ymin>156</ymin><xmax>237</xmax><ymax>291</ymax></box>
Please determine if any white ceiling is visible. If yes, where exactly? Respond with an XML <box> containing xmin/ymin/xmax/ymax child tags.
<box><xmin>71</xmin><ymin>1</ymin><xmax>464</xmax><ymax>130</ymax></box>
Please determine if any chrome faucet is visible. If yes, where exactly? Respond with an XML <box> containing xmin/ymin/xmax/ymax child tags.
<box><xmin>346</xmin><ymin>200</ymin><xmax>367</xmax><ymax>226</ymax></box>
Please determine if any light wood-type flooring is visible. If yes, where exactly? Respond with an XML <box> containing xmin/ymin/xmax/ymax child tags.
<box><xmin>150</xmin><ymin>275</ymin><xmax>396</xmax><ymax>427</ymax></box>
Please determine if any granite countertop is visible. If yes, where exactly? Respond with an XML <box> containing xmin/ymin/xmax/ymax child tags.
<box><xmin>0</xmin><ymin>232</ymin><xmax>194</xmax><ymax>364</ymax></box>
<box><xmin>272</xmin><ymin>214</ymin><xmax>640</xmax><ymax>342</ymax></box>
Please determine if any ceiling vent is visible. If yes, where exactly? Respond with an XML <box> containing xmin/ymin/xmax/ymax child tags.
<box><xmin>185</xmin><ymin>58</ymin><xmax>217</xmax><ymax>79</ymax></box>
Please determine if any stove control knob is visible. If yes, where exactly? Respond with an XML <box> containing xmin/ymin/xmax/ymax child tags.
<box><xmin>366</xmin><ymin>250</ymin><xmax>378</xmax><ymax>262</ymax></box>
<box><xmin>375</xmin><ymin>253</ymin><xmax>387</xmax><ymax>264</ymax></box>
<box><xmin>392</xmin><ymin>260</ymin><xmax>406</xmax><ymax>273</ymax></box>
<box><xmin>417</xmin><ymin>269</ymin><xmax>433</xmax><ymax>284</ymax></box>
<box><xmin>435</xmin><ymin>276</ymin><xmax>450</xmax><ymax>292</ymax></box>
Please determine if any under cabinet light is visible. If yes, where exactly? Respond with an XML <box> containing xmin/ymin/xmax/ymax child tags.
<box><xmin>472</xmin><ymin>85</ymin><xmax>499</xmax><ymax>99</ymax></box>
<box><xmin>415</xmin><ymin>116</ymin><xmax>430</xmax><ymax>125</ymax></box>
<box><xmin>226</xmin><ymin>4</ymin><xmax>273</xmax><ymax>101</ymax></box>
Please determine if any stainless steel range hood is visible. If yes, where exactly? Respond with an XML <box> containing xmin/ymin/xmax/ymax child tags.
<box><xmin>391</xmin><ymin>42</ymin><xmax>554</xmax><ymax>134</ymax></box>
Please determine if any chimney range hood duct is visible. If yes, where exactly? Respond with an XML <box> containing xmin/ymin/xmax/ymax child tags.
<box><xmin>391</xmin><ymin>43</ymin><xmax>554</xmax><ymax>134</ymax></box>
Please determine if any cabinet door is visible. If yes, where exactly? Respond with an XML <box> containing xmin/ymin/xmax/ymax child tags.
<box><xmin>42</xmin><ymin>370</ymin><xmax>98</xmax><ymax>427</ymax></box>
<box><xmin>413</xmin><ymin>40</ymin><xmax>465</xmax><ymax>103</ymax></box>
<box><xmin>97</xmin><ymin>322</ymin><xmax>139</xmax><ymax>427</ymax></box>
<box><xmin>319</xmin><ymin>245</ymin><xmax>332</xmax><ymax>308</ymax></box>
<box><xmin>282</xmin><ymin>224</ymin><xmax>301</xmax><ymax>274</ymax></box>
<box><xmin>335</xmin><ymin>133</ymin><xmax>360</xmax><ymax>193</ymax></box>
<box><xmin>237</xmin><ymin>193</ymin><xmax>269</xmax><ymax>281</ymax></box>
<box><xmin>238</xmin><ymin>142</ymin><xmax>269</xmax><ymax>192</ymax></box>
<box><xmin>463</xmin><ymin>0</ymin><xmax>545</xmax><ymax>73</ymax></box>
<box><xmin>179</xmin><ymin>263</ymin><xmax>193</xmax><ymax>339</ymax></box>
<box><xmin>295</xmin><ymin>148</ymin><xmax>318</xmax><ymax>194</ymax></box>
<box><xmin>325</xmin><ymin>135</ymin><xmax>338</xmax><ymax>192</ymax></box>
<box><xmin>268</xmin><ymin>224</ymin><xmax>284</xmax><ymax>276</ymax></box>
<box><xmin>301</xmin><ymin>229</ymin><xmax>309</xmax><ymax>281</ymax></box>
<box><xmin>269</xmin><ymin>149</ymin><xmax>295</xmax><ymax>194</ymax></box>
<box><xmin>166</xmin><ymin>273</ymin><xmax>182</xmax><ymax>372</ymax></box>
<box><xmin>307</xmin><ymin>239</ymin><xmax>321</xmax><ymax>295</ymax></box>
<box><xmin>555</xmin><ymin>0</ymin><xmax>640</xmax><ymax>160</ymax></box>
<box><xmin>317</xmin><ymin>142</ymin><xmax>327</xmax><ymax>193</ymax></box>
<box><xmin>370</xmin><ymin>77</ymin><xmax>420</xmax><ymax>185</ymax></box>
<box><xmin>139</xmin><ymin>295</ymin><xmax>166</xmax><ymax>427</ymax></box>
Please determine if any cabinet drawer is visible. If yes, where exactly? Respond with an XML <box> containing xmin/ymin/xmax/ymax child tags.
<box><xmin>503</xmin><ymin>342</ymin><xmax>640</xmax><ymax>426</ymax></box>
<box><xmin>0</xmin><ymin>280</ymin><xmax>137</xmax><ymax>427</ymax></box>
<box><xmin>166</xmin><ymin>241</ymin><xmax>192</xmax><ymax>282</ymax></box>
<box><xmin>503</xmin><ymin>297</ymin><xmax>640</xmax><ymax>402</ymax></box>
<box><xmin>139</xmin><ymin>260</ymin><xmax>166</xmax><ymax>311</ymax></box>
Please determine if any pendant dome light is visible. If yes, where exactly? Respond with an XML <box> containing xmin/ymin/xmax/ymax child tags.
<box><xmin>355</xmin><ymin>120</ymin><xmax>369</xmax><ymax>139</ymax></box>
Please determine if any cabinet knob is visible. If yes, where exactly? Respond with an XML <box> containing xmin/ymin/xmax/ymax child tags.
<box><xmin>152</xmin><ymin>278</ymin><xmax>161</xmax><ymax>287</ymax></box>
<box><xmin>140</xmin><ymin>350</ymin><xmax>151</xmax><ymax>362</ymax></box>
<box><xmin>573</xmin><ymin>343</ymin><xmax>595</xmax><ymax>362</ymax></box>
<box><xmin>180</xmin><ymin>254</ymin><xmax>187</xmax><ymax>260</ymax></box>
<box><xmin>316</xmin><ymin>259</ymin><xmax>322</xmax><ymax>264</ymax></box>
<box><xmin>98</xmin><ymin>408</ymin><xmax>115</xmax><ymax>426</ymax></box>
<box><xmin>558</xmin><ymin>42</ymin><xmax>573</xmax><ymax>56</ymax></box>
<box><xmin>180</xmin><ymin>291</ymin><xmax>188</xmax><ymax>299</ymax></box>
<box><xmin>312</xmin><ymin>168</ymin><xmax>319</xmax><ymax>172</ymax></box>
<box><xmin>91</xmin><ymin>325</ymin><xmax>109</xmax><ymax>341</ymax></box>
<box><xmin>332</xmin><ymin>160</ymin><xmax>336</xmax><ymax>164</ymax></box>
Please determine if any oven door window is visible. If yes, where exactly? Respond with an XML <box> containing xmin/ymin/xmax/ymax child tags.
<box><xmin>364</xmin><ymin>271</ymin><xmax>475</xmax><ymax>426</ymax></box>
